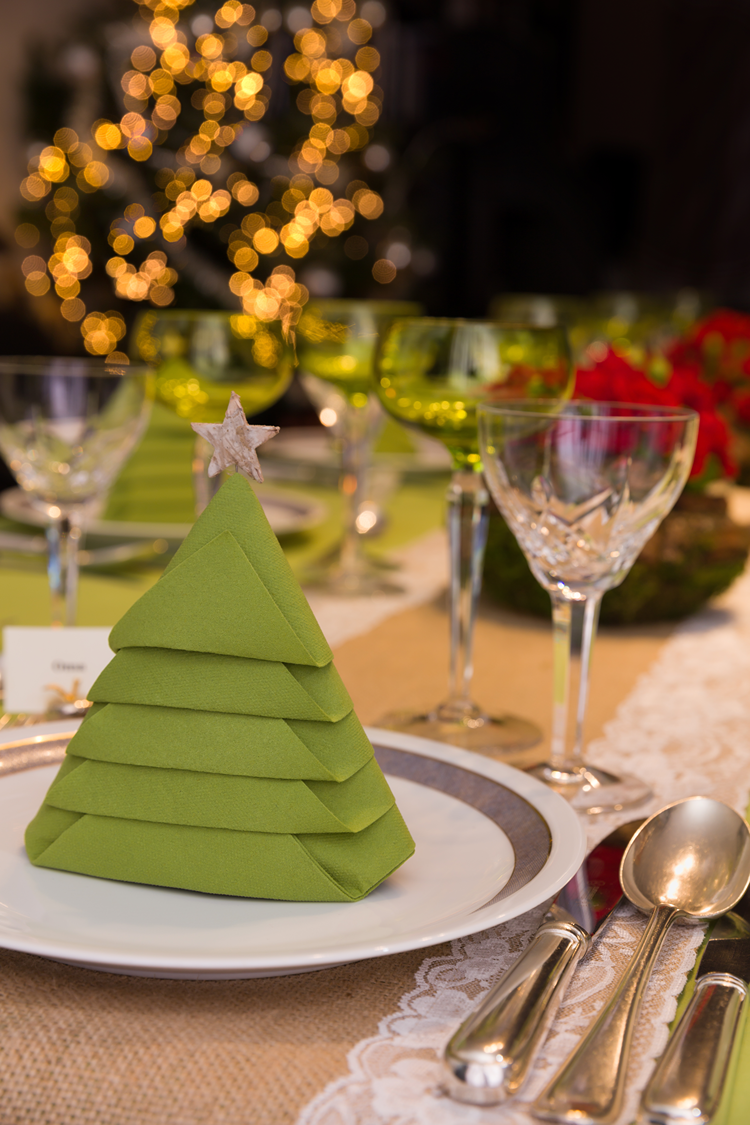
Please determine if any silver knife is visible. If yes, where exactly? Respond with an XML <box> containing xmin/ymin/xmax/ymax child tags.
<box><xmin>639</xmin><ymin>906</ymin><xmax>750</xmax><ymax>1125</ymax></box>
<box><xmin>444</xmin><ymin>820</ymin><xmax>643</xmax><ymax>1106</ymax></box>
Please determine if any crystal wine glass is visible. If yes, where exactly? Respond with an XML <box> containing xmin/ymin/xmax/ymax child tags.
<box><xmin>478</xmin><ymin>400</ymin><xmax>699</xmax><ymax>811</ymax></box>
<box><xmin>295</xmin><ymin>298</ymin><xmax>421</xmax><ymax>595</ymax></box>
<box><xmin>374</xmin><ymin>319</ymin><xmax>573</xmax><ymax>754</ymax></box>
<box><xmin>0</xmin><ymin>357</ymin><xmax>153</xmax><ymax>626</ymax></box>
<box><xmin>132</xmin><ymin>309</ymin><xmax>294</xmax><ymax>513</ymax></box>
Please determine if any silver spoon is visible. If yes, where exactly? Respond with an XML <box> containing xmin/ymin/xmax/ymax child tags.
<box><xmin>532</xmin><ymin>796</ymin><xmax>750</xmax><ymax>1125</ymax></box>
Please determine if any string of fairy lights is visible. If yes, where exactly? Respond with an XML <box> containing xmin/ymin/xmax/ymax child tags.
<box><xmin>16</xmin><ymin>0</ymin><xmax>391</xmax><ymax>358</ymax></box>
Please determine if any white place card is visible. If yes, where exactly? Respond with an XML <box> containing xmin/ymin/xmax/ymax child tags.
<box><xmin>2</xmin><ymin>627</ymin><xmax>113</xmax><ymax>714</ymax></box>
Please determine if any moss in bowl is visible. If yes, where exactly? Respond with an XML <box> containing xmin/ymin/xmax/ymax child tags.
<box><xmin>482</xmin><ymin>492</ymin><xmax>750</xmax><ymax>625</ymax></box>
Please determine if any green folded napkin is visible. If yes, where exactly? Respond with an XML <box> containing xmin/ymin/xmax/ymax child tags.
<box><xmin>89</xmin><ymin>647</ymin><xmax>353</xmax><ymax>721</ymax></box>
<box><xmin>25</xmin><ymin>472</ymin><xmax>415</xmax><ymax>901</ymax></box>
<box><xmin>160</xmin><ymin>468</ymin><xmax>333</xmax><ymax>662</ymax></box>
<box><xmin>74</xmin><ymin>704</ymin><xmax>373</xmax><ymax>781</ymax></box>
<box><xmin>25</xmin><ymin>803</ymin><xmax>412</xmax><ymax>902</ymax></box>
<box><xmin>110</xmin><ymin>521</ymin><xmax>331</xmax><ymax>668</ymax></box>
<box><xmin>42</xmin><ymin>754</ymin><xmax>394</xmax><ymax>834</ymax></box>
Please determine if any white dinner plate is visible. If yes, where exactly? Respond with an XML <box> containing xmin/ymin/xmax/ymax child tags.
<box><xmin>0</xmin><ymin>486</ymin><xmax>327</xmax><ymax>540</ymax></box>
<box><xmin>0</xmin><ymin>723</ymin><xmax>585</xmax><ymax>979</ymax></box>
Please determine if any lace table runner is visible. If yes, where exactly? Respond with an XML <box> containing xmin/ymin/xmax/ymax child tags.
<box><xmin>299</xmin><ymin>569</ymin><xmax>750</xmax><ymax>1125</ymax></box>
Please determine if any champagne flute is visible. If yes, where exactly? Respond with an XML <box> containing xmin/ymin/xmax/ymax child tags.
<box><xmin>0</xmin><ymin>357</ymin><xmax>153</xmax><ymax>626</ymax></box>
<box><xmin>132</xmin><ymin>309</ymin><xmax>294</xmax><ymax>513</ymax></box>
<box><xmin>478</xmin><ymin>400</ymin><xmax>699</xmax><ymax>812</ymax></box>
<box><xmin>374</xmin><ymin>319</ymin><xmax>573</xmax><ymax>754</ymax></box>
<box><xmin>295</xmin><ymin>298</ymin><xmax>421</xmax><ymax>595</ymax></box>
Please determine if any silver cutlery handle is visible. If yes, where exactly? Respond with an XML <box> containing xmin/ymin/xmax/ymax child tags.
<box><xmin>533</xmin><ymin>902</ymin><xmax>680</xmax><ymax>1125</ymax></box>
<box><xmin>639</xmin><ymin>972</ymin><xmax>747</xmax><ymax>1125</ymax></box>
<box><xmin>443</xmin><ymin>920</ymin><xmax>590</xmax><ymax>1105</ymax></box>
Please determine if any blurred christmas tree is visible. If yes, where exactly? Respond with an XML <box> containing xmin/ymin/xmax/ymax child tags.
<box><xmin>16</xmin><ymin>0</ymin><xmax>399</xmax><ymax>358</ymax></box>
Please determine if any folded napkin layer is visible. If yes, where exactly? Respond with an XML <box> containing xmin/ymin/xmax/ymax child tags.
<box><xmin>72</xmin><ymin>704</ymin><xmax>373</xmax><ymax>781</ymax></box>
<box><xmin>162</xmin><ymin>472</ymin><xmax>331</xmax><ymax>666</ymax></box>
<box><xmin>44</xmin><ymin>754</ymin><xmax>394</xmax><ymax>834</ymax></box>
<box><xmin>110</xmin><ymin>530</ymin><xmax>329</xmax><ymax>667</ymax></box>
<box><xmin>26</xmin><ymin>472</ymin><xmax>415</xmax><ymax>901</ymax></box>
<box><xmin>89</xmin><ymin>647</ymin><xmax>352</xmax><ymax>722</ymax></box>
<box><xmin>25</xmin><ymin>803</ymin><xmax>413</xmax><ymax>902</ymax></box>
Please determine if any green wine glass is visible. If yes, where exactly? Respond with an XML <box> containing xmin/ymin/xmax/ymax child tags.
<box><xmin>374</xmin><ymin>318</ymin><xmax>573</xmax><ymax>754</ymax></box>
<box><xmin>132</xmin><ymin>309</ymin><xmax>294</xmax><ymax>513</ymax></box>
<box><xmin>295</xmin><ymin>298</ymin><xmax>421</xmax><ymax>595</ymax></box>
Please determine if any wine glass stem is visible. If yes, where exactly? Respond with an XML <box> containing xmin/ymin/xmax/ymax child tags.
<box><xmin>193</xmin><ymin>434</ymin><xmax>223</xmax><ymax>516</ymax></box>
<box><xmin>439</xmin><ymin>469</ymin><xmax>489</xmax><ymax>722</ymax></box>
<box><xmin>46</xmin><ymin>511</ymin><xmax>82</xmax><ymax>628</ymax></box>
<box><xmin>550</xmin><ymin>591</ymin><xmax>602</xmax><ymax>775</ymax></box>
<box><xmin>338</xmin><ymin>396</ymin><xmax>375</xmax><ymax>580</ymax></box>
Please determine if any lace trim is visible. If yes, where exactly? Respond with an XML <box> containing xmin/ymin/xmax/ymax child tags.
<box><xmin>298</xmin><ymin>569</ymin><xmax>750</xmax><ymax>1125</ymax></box>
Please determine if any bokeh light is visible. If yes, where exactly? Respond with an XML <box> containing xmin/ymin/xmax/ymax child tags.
<box><xmin>17</xmin><ymin>0</ymin><xmax>391</xmax><ymax>333</ymax></box>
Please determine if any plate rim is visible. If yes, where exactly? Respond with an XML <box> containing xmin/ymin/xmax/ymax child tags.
<box><xmin>264</xmin><ymin>425</ymin><xmax>453</xmax><ymax>472</ymax></box>
<box><xmin>0</xmin><ymin>723</ymin><xmax>585</xmax><ymax>975</ymax></box>
<box><xmin>0</xmin><ymin>486</ymin><xmax>327</xmax><ymax>540</ymax></box>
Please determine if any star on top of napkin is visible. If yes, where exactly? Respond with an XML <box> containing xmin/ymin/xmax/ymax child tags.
<box><xmin>191</xmin><ymin>391</ymin><xmax>279</xmax><ymax>482</ymax></box>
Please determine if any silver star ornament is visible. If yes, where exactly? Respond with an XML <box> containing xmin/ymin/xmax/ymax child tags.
<box><xmin>191</xmin><ymin>392</ymin><xmax>279</xmax><ymax>483</ymax></box>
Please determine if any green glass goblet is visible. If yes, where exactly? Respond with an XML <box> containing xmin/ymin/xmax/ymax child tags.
<box><xmin>132</xmin><ymin>309</ymin><xmax>294</xmax><ymax>514</ymax></box>
<box><xmin>374</xmin><ymin>318</ymin><xmax>573</xmax><ymax>755</ymax></box>
<box><xmin>295</xmin><ymin>298</ymin><xmax>421</xmax><ymax>596</ymax></box>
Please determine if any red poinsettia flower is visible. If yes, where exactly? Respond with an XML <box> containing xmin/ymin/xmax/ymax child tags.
<box><xmin>666</xmin><ymin>309</ymin><xmax>750</xmax><ymax>436</ymax></box>
<box><xmin>575</xmin><ymin>353</ymin><xmax>670</xmax><ymax>408</ymax></box>
<box><xmin>574</xmin><ymin>347</ymin><xmax>736</xmax><ymax>481</ymax></box>
<box><xmin>689</xmin><ymin>309</ymin><xmax>750</xmax><ymax>347</ymax></box>
<box><xmin>672</xmin><ymin>309</ymin><xmax>750</xmax><ymax>387</ymax></box>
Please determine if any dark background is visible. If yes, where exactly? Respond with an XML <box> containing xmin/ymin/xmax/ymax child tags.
<box><xmin>375</xmin><ymin>0</ymin><xmax>750</xmax><ymax>315</ymax></box>
<box><xmin>2</xmin><ymin>0</ymin><xmax>749</xmax><ymax>331</ymax></box>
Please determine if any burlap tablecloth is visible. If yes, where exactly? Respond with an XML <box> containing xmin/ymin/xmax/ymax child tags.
<box><xmin>0</xmin><ymin>593</ymin><xmax>676</xmax><ymax>1125</ymax></box>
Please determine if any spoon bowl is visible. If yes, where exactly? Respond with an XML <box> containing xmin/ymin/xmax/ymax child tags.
<box><xmin>621</xmin><ymin>795</ymin><xmax>750</xmax><ymax>922</ymax></box>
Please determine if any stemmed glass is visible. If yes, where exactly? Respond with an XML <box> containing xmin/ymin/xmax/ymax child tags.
<box><xmin>478</xmin><ymin>400</ymin><xmax>699</xmax><ymax>811</ymax></box>
<box><xmin>0</xmin><ymin>357</ymin><xmax>153</xmax><ymax>626</ymax></box>
<box><xmin>295</xmin><ymin>298</ymin><xmax>421</xmax><ymax>595</ymax></box>
<box><xmin>374</xmin><ymin>319</ymin><xmax>573</xmax><ymax>754</ymax></box>
<box><xmin>132</xmin><ymin>310</ymin><xmax>294</xmax><ymax>513</ymax></box>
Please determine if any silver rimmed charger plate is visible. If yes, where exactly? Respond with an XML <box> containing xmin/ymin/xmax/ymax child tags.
<box><xmin>0</xmin><ymin>723</ymin><xmax>584</xmax><ymax>979</ymax></box>
<box><xmin>0</xmin><ymin>485</ymin><xmax>327</xmax><ymax>540</ymax></box>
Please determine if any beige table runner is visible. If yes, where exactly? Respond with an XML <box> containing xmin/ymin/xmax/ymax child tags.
<box><xmin>0</xmin><ymin>588</ymin><xmax>683</xmax><ymax>1125</ymax></box>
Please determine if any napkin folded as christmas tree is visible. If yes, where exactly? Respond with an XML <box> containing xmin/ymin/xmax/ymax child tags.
<box><xmin>26</xmin><ymin>472</ymin><xmax>415</xmax><ymax>901</ymax></box>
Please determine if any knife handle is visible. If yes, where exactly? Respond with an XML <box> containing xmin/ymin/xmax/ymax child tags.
<box><xmin>639</xmin><ymin>972</ymin><xmax>747</xmax><ymax>1125</ymax></box>
<box><xmin>443</xmin><ymin>920</ymin><xmax>590</xmax><ymax>1106</ymax></box>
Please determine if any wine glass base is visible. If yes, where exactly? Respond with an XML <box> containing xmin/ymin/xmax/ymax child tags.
<box><xmin>302</xmin><ymin>566</ymin><xmax>404</xmax><ymax>597</ymax></box>
<box><xmin>376</xmin><ymin>710</ymin><xmax>542</xmax><ymax>755</ymax></box>
<box><xmin>527</xmin><ymin>762</ymin><xmax>652</xmax><ymax>814</ymax></box>
<box><xmin>301</xmin><ymin>549</ymin><xmax>403</xmax><ymax>597</ymax></box>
